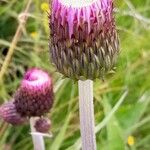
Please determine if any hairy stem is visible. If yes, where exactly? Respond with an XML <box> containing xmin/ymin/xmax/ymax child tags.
<box><xmin>78</xmin><ymin>80</ymin><xmax>96</xmax><ymax>150</ymax></box>
<box><xmin>30</xmin><ymin>117</ymin><xmax>45</xmax><ymax>150</ymax></box>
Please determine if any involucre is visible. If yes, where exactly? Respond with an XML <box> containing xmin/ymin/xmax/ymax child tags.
<box><xmin>49</xmin><ymin>0</ymin><xmax>119</xmax><ymax>80</ymax></box>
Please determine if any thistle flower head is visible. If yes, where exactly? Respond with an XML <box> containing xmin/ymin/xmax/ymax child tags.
<box><xmin>34</xmin><ymin>117</ymin><xmax>51</xmax><ymax>133</ymax></box>
<box><xmin>50</xmin><ymin>0</ymin><xmax>119</xmax><ymax>80</ymax></box>
<box><xmin>0</xmin><ymin>101</ymin><xmax>27</xmax><ymax>125</ymax></box>
<box><xmin>14</xmin><ymin>68</ymin><xmax>53</xmax><ymax>117</ymax></box>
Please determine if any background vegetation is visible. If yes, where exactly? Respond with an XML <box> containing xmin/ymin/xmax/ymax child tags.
<box><xmin>0</xmin><ymin>0</ymin><xmax>150</xmax><ymax>149</ymax></box>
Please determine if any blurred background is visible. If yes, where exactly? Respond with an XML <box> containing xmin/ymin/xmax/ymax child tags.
<box><xmin>0</xmin><ymin>0</ymin><xmax>150</xmax><ymax>150</ymax></box>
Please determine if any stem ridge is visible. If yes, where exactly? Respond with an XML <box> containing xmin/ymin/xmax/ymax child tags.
<box><xmin>78</xmin><ymin>80</ymin><xmax>96</xmax><ymax>150</ymax></box>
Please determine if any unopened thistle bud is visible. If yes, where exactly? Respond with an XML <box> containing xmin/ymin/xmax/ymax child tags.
<box><xmin>34</xmin><ymin>117</ymin><xmax>51</xmax><ymax>133</ymax></box>
<box><xmin>50</xmin><ymin>0</ymin><xmax>119</xmax><ymax>80</ymax></box>
<box><xmin>0</xmin><ymin>101</ymin><xmax>27</xmax><ymax>125</ymax></box>
<box><xmin>14</xmin><ymin>69</ymin><xmax>53</xmax><ymax>117</ymax></box>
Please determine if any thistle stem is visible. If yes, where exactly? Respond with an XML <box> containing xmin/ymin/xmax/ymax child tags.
<box><xmin>30</xmin><ymin>117</ymin><xmax>45</xmax><ymax>150</ymax></box>
<box><xmin>78</xmin><ymin>80</ymin><xmax>96</xmax><ymax>150</ymax></box>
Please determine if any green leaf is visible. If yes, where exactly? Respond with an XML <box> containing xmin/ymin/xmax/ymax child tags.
<box><xmin>50</xmin><ymin>113</ymin><xmax>72</xmax><ymax>150</ymax></box>
<box><xmin>102</xmin><ymin>96</ymin><xmax>125</xmax><ymax>150</ymax></box>
<box><xmin>116</xmin><ymin>92</ymin><xmax>150</xmax><ymax>132</ymax></box>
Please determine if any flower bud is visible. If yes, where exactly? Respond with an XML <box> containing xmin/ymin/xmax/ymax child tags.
<box><xmin>14</xmin><ymin>69</ymin><xmax>53</xmax><ymax>117</ymax></box>
<box><xmin>0</xmin><ymin>101</ymin><xmax>27</xmax><ymax>125</ymax></box>
<box><xmin>34</xmin><ymin>117</ymin><xmax>51</xmax><ymax>133</ymax></box>
<box><xmin>50</xmin><ymin>0</ymin><xmax>119</xmax><ymax>80</ymax></box>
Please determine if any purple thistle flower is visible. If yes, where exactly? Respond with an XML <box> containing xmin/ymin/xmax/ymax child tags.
<box><xmin>34</xmin><ymin>117</ymin><xmax>51</xmax><ymax>133</ymax></box>
<box><xmin>50</xmin><ymin>0</ymin><xmax>119</xmax><ymax>80</ymax></box>
<box><xmin>0</xmin><ymin>101</ymin><xmax>27</xmax><ymax>125</ymax></box>
<box><xmin>14</xmin><ymin>68</ymin><xmax>53</xmax><ymax>117</ymax></box>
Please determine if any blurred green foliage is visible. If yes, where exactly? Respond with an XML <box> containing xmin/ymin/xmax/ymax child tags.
<box><xmin>0</xmin><ymin>0</ymin><xmax>150</xmax><ymax>150</ymax></box>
